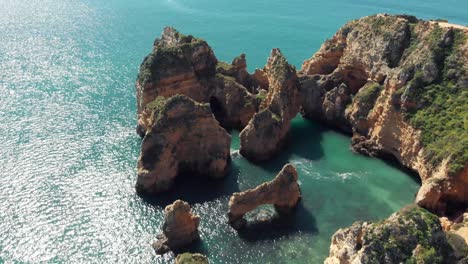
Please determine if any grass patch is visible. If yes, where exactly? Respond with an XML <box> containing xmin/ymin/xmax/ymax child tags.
<box><xmin>355</xmin><ymin>82</ymin><xmax>382</xmax><ymax>102</ymax></box>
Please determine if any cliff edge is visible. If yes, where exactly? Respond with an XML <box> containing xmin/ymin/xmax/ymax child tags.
<box><xmin>300</xmin><ymin>14</ymin><xmax>468</xmax><ymax>216</ymax></box>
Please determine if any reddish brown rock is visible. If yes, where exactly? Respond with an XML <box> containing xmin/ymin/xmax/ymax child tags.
<box><xmin>136</xmin><ymin>27</ymin><xmax>258</xmax><ymax>134</ymax></box>
<box><xmin>153</xmin><ymin>200</ymin><xmax>200</xmax><ymax>254</ymax></box>
<box><xmin>136</xmin><ymin>27</ymin><xmax>216</xmax><ymax>113</ymax></box>
<box><xmin>227</xmin><ymin>164</ymin><xmax>301</xmax><ymax>229</ymax></box>
<box><xmin>136</xmin><ymin>95</ymin><xmax>230</xmax><ymax>195</ymax></box>
<box><xmin>239</xmin><ymin>49</ymin><xmax>301</xmax><ymax>162</ymax></box>
<box><xmin>299</xmin><ymin>14</ymin><xmax>468</xmax><ymax>215</ymax></box>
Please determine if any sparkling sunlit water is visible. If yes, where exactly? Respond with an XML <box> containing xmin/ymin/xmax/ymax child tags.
<box><xmin>1</xmin><ymin>0</ymin><xmax>466</xmax><ymax>263</ymax></box>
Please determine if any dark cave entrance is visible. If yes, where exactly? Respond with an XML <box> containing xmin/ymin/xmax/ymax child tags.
<box><xmin>209</xmin><ymin>96</ymin><xmax>226</xmax><ymax>124</ymax></box>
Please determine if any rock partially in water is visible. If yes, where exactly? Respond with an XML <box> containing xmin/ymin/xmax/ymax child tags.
<box><xmin>239</xmin><ymin>49</ymin><xmax>301</xmax><ymax>162</ymax></box>
<box><xmin>175</xmin><ymin>253</ymin><xmax>209</xmax><ymax>264</ymax></box>
<box><xmin>136</xmin><ymin>27</ymin><xmax>258</xmax><ymax>134</ymax></box>
<box><xmin>153</xmin><ymin>200</ymin><xmax>200</xmax><ymax>254</ymax></box>
<box><xmin>227</xmin><ymin>164</ymin><xmax>301</xmax><ymax>229</ymax></box>
<box><xmin>136</xmin><ymin>95</ymin><xmax>230</xmax><ymax>195</ymax></box>
<box><xmin>299</xmin><ymin>14</ymin><xmax>468</xmax><ymax>215</ymax></box>
<box><xmin>325</xmin><ymin>205</ymin><xmax>457</xmax><ymax>264</ymax></box>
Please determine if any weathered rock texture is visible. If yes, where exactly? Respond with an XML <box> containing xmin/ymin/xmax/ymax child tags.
<box><xmin>299</xmin><ymin>14</ymin><xmax>468</xmax><ymax>216</ymax></box>
<box><xmin>227</xmin><ymin>164</ymin><xmax>301</xmax><ymax>229</ymax></box>
<box><xmin>325</xmin><ymin>205</ymin><xmax>457</xmax><ymax>264</ymax></box>
<box><xmin>239</xmin><ymin>49</ymin><xmax>301</xmax><ymax>162</ymax></box>
<box><xmin>175</xmin><ymin>253</ymin><xmax>209</xmax><ymax>264</ymax></box>
<box><xmin>445</xmin><ymin>213</ymin><xmax>468</xmax><ymax>261</ymax></box>
<box><xmin>136</xmin><ymin>95</ymin><xmax>230</xmax><ymax>195</ymax></box>
<box><xmin>136</xmin><ymin>27</ymin><xmax>258</xmax><ymax>134</ymax></box>
<box><xmin>153</xmin><ymin>200</ymin><xmax>200</xmax><ymax>254</ymax></box>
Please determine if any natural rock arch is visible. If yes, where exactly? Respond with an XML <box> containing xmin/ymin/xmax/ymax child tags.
<box><xmin>227</xmin><ymin>164</ymin><xmax>301</xmax><ymax>229</ymax></box>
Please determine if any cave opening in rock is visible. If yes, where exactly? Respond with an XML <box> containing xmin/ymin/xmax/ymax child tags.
<box><xmin>209</xmin><ymin>96</ymin><xmax>226</xmax><ymax>124</ymax></box>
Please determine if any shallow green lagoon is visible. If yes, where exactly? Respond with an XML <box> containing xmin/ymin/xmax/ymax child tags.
<box><xmin>1</xmin><ymin>0</ymin><xmax>466</xmax><ymax>263</ymax></box>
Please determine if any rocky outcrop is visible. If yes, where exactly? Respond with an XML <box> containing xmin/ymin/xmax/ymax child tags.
<box><xmin>175</xmin><ymin>253</ymin><xmax>209</xmax><ymax>264</ymax></box>
<box><xmin>136</xmin><ymin>95</ymin><xmax>230</xmax><ymax>195</ymax></box>
<box><xmin>239</xmin><ymin>49</ymin><xmax>301</xmax><ymax>162</ymax></box>
<box><xmin>136</xmin><ymin>27</ymin><xmax>258</xmax><ymax>134</ymax></box>
<box><xmin>153</xmin><ymin>200</ymin><xmax>200</xmax><ymax>254</ymax></box>
<box><xmin>299</xmin><ymin>14</ymin><xmax>468</xmax><ymax>215</ymax></box>
<box><xmin>136</xmin><ymin>27</ymin><xmax>217</xmax><ymax>113</ymax></box>
<box><xmin>325</xmin><ymin>205</ymin><xmax>457</xmax><ymax>264</ymax></box>
<box><xmin>227</xmin><ymin>164</ymin><xmax>301</xmax><ymax>229</ymax></box>
<box><xmin>445</xmin><ymin>213</ymin><xmax>468</xmax><ymax>261</ymax></box>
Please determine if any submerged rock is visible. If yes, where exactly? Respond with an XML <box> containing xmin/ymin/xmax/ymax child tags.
<box><xmin>239</xmin><ymin>49</ymin><xmax>300</xmax><ymax>162</ymax></box>
<box><xmin>299</xmin><ymin>14</ymin><xmax>468</xmax><ymax>215</ymax></box>
<box><xmin>227</xmin><ymin>164</ymin><xmax>301</xmax><ymax>229</ymax></box>
<box><xmin>153</xmin><ymin>200</ymin><xmax>200</xmax><ymax>254</ymax></box>
<box><xmin>325</xmin><ymin>205</ymin><xmax>457</xmax><ymax>264</ymax></box>
<box><xmin>175</xmin><ymin>253</ymin><xmax>209</xmax><ymax>264</ymax></box>
<box><xmin>136</xmin><ymin>95</ymin><xmax>230</xmax><ymax>195</ymax></box>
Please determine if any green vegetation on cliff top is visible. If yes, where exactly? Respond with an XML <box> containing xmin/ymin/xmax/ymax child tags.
<box><xmin>138</xmin><ymin>30</ymin><xmax>207</xmax><ymax>85</ymax></box>
<box><xmin>362</xmin><ymin>205</ymin><xmax>454</xmax><ymax>264</ymax></box>
<box><xmin>402</xmin><ymin>27</ymin><xmax>467</xmax><ymax>175</ymax></box>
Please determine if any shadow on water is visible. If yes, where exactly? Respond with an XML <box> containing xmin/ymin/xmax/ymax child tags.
<box><xmin>259</xmin><ymin>116</ymin><xmax>327</xmax><ymax>173</ymax></box>
<box><xmin>140</xmin><ymin>161</ymin><xmax>242</xmax><ymax>208</ymax></box>
<box><xmin>170</xmin><ymin>239</ymin><xmax>210</xmax><ymax>257</ymax></box>
<box><xmin>378</xmin><ymin>154</ymin><xmax>422</xmax><ymax>185</ymax></box>
<box><xmin>237</xmin><ymin>202</ymin><xmax>318</xmax><ymax>242</ymax></box>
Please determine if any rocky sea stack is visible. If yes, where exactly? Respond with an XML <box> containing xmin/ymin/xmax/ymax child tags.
<box><xmin>153</xmin><ymin>200</ymin><xmax>200</xmax><ymax>254</ymax></box>
<box><xmin>136</xmin><ymin>26</ymin><xmax>259</xmax><ymax>135</ymax></box>
<box><xmin>227</xmin><ymin>164</ymin><xmax>301</xmax><ymax>229</ymax></box>
<box><xmin>136</xmin><ymin>95</ymin><xmax>231</xmax><ymax>195</ymax></box>
<box><xmin>239</xmin><ymin>49</ymin><xmax>301</xmax><ymax>162</ymax></box>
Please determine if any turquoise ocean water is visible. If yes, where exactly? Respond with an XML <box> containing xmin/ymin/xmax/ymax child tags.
<box><xmin>0</xmin><ymin>0</ymin><xmax>466</xmax><ymax>263</ymax></box>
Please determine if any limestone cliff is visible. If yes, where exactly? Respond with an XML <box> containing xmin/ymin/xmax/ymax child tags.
<box><xmin>299</xmin><ymin>14</ymin><xmax>468</xmax><ymax>215</ymax></box>
<box><xmin>239</xmin><ymin>49</ymin><xmax>301</xmax><ymax>162</ymax></box>
<box><xmin>153</xmin><ymin>200</ymin><xmax>200</xmax><ymax>254</ymax></box>
<box><xmin>136</xmin><ymin>95</ymin><xmax>230</xmax><ymax>195</ymax></box>
<box><xmin>325</xmin><ymin>205</ymin><xmax>457</xmax><ymax>264</ymax></box>
<box><xmin>227</xmin><ymin>164</ymin><xmax>301</xmax><ymax>229</ymax></box>
<box><xmin>136</xmin><ymin>27</ymin><xmax>258</xmax><ymax>134</ymax></box>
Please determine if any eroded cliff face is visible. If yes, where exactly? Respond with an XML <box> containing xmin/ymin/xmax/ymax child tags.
<box><xmin>136</xmin><ymin>27</ymin><xmax>258</xmax><ymax>134</ymax></box>
<box><xmin>136</xmin><ymin>95</ymin><xmax>230</xmax><ymax>195</ymax></box>
<box><xmin>325</xmin><ymin>205</ymin><xmax>458</xmax><ymax>264</ymax></box>
<box><xmin>299</xmin><ymin>14</ymin><xmax>468</xmax><ymax>216</ymax></box>
<box><xmin>153</xmin><ymin>200</ymin><xmax>200</xmax><ymax>254</ymax></box>
<box><xmin>227</xmin><ymin>164</ymin><xmax>301</xmax><ymax>229</ymax></box>
<box><xmin>239</xmin><ymin>49</ymin><xmax>301</xmax><ymax>162</ymax></box>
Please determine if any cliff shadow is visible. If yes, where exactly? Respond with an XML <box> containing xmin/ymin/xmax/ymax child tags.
<box><xmin>376</xmin><ymin>152</ymin><xmax>422</xmax><ymax>185</ymax></box>
<box><xmin>259</xmin><ymin>115</ymin><xmax>327</xmax><ymax>173</ymax></box>
<box><xmin>236</xmin><ymin>202</ymin><xmax>318</xmax><ymax>242</ymax></box>
<box><xmin>141</xmin><ymin>161</ymin><xmax>241</xmax><ymax>208</ymax></box>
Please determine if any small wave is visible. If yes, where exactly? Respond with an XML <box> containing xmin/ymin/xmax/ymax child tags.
<box><xmin>337</xmin><ymin>172</ymin><xmax>357</xmax><ymax>181</ymax></box>
<box><xmin>230</xmin><ymin>150</ymin><xmax>241</xmax><ymax>159</ymax></box>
